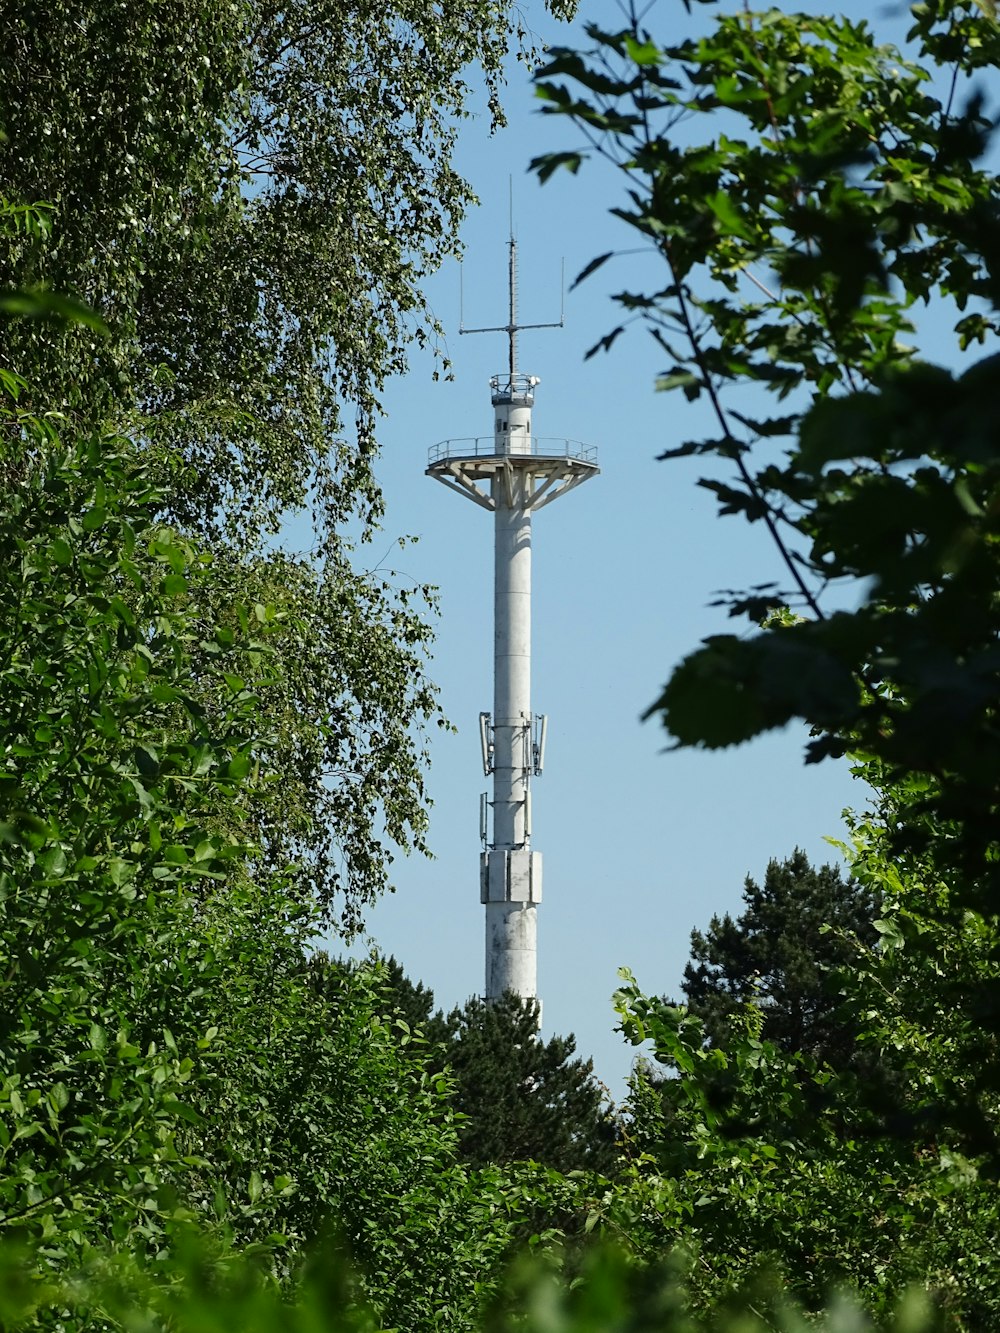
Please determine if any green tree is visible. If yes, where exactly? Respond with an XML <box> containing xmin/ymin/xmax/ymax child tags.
<box><xmin>830</xmin><ymin>758</ymin><xmax>1000</xmax><ymax>1161</ymax></box>
<box><xmin>0</xmin><ymin>217</ymin><xmax>501</xmax><ymax>1289</ymax></box>
<box><xmin>0</xmin><ymin>0</ymin><xmax>580</xmax><ymax>930</ymax></box>
<box><xmin>526</xmin><ymin>3</ymin><xmax>1000</xmax><ymax>1315</ymax></box>
<box><xmin>680</xmin><ymin>850</ymin><xmax>879</xmax><ymax>1069</ymax></box>
<box><xmin>607</xmin><ymin>968</ymin><xmax>1000</xmax><ymax>1325</ymax></box>
<box><xmin>375</xmin><ymin>954</ymin><xmax>438</xmax><ymax>1033</ymax></box>
<box><xmin>187</xmin><ymin>947</ymin><xmax>528</xmax><ymax>1330</ymax></box>
<box><xmin>0</xmin><ymin>2</ymin><xmax>613</xmax><ymax>1312</ymax></box>
<box><xmin>532</xmin><ymin>0</ymin><xmax>1000</xmax><ymax>1162</ymax></box>
<box><xmin>531</xmin><ymin>0</ymin><xmax>1000</xmax><ymax>870</ymax></box>
<box><xmin>0</xmin><ymin>1227</ymin><xmax>956</xmax><ymax>1333</ymax></box>
<box><xmin>438</xmin><ymin>994</ymin><xmax>618</xmax><ymax>1175</ymax></box>
<box><xmin>1</xmin><ymin>0</ymin><xmax>578</xmax><ymax>508</ymax></box>
<box><xmin>0</xmin><ymin>381</ymin><xmax>530</xmax><ymax>1328</ymax></box>
<box><xmin>0</xmin><ymin>383</ymin><xmax>276</xmax><ymax>1249</ymax></box>
<box><xmin>378</xmin><ymin>966</ymin><xmax>618</xmax><ymax>1175</ymax></box>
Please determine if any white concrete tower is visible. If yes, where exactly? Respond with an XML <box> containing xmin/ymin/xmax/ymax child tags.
<box><xmin>426</xmin><ymin>239</ymin><xmax>598</xmax><ymax>1010</ymax></box>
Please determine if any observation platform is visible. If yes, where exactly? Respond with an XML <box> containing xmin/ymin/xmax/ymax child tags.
<box><xmin>426</xmin><ymin>437</ymin><xmax>599</xmax><ymax>513</ymax></box>
<box><xmin>427</xmin><ymin>436</ymin><xmax>597</xmax><ymax>467</ymax></box>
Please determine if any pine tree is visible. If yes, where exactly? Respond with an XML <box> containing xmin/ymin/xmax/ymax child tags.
<box><xmin>440</xmin><ymin>994</ymin><xmax>617</xmax><ymax>1174</ymax></box>
<box><xmin>679</xmin><ymin>850</ymin><xmax>880</xmax><ymax>1070</ymax></box>
<box><xmin>377</xmin><ymin>964</ymin><xmax>617</xmax><ymax>1174</ymax></box>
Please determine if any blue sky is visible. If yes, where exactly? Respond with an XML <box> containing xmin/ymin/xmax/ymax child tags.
<box><xmin>333</xmin><ymin>0</ymin><xmax>957</xmax><ymax>1097</ymax></box>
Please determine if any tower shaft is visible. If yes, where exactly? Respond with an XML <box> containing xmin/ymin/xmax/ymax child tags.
<box><xmin>484</xmin><ymin>412</ymin><xmax>538</xmax><ymax>1000</ymax></box>
<box><xmin>426</xmin><ymin>239</ymin><xmax>598</xmax><ymax>1015</ymax></box>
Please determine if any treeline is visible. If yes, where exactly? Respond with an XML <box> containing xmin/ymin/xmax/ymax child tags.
<box><xmin>2</xmin><ymin>0</ymin><xmax>1000</xmax><ymax>1327</ymax></box>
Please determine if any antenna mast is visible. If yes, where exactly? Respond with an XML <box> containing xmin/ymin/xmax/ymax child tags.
<box><xmin>426</xmin><ymin>236</ymin><xmax>598</xmax><ymax>1020</ymax></box>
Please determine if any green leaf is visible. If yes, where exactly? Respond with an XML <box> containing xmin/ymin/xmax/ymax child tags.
<box><xmin>530</xmin><ymin>150</ymin><xmax>585</xmax><ymax>183</ymax></box>
<box><xmin>0</xmin><ymin>289</ymin><xmax>109</xmax><ymax>333</ymax></box>
<box><xmin>47</xmin><ymin>1083</ymin><xmax>70</xmax><ymax>1114</ymax></box>
<box><xmin>81</xmin><ymin>506</ymin><xmax>106</xmax><ymax>531</ymax></box>
<box><xmin>160</xmin><ymin>1098</ymin><xmax>203</xmax><ymax>1126</ymax></box>
<box><xmin>108</xmin><ymin>858</ymin><xmax>134</xmax><ymax>886</ymax></box>
<box><xmin>624</xmin><ymin>35</ymin><xmax>661</xmax><ymax>65</ymax></box>
<box><xmin>656</xmin><ymin>367</ymin><xmax>702</xmax><ymax>398</ymax></box>
<box><xmin>49</xmin><ymin>537</ymin><xmax>72</xmax><ymax>566</ymax></box>
<box><xmin>646</xmin><ymin>632</ymin><xmax>858</xmax><ymax>748</ymax></box>
<box><xmin>222</xmin><ymin>754</ymin><xmax>252</xmax><ymax>781</ymax></box>
<box><xmin>570</xmin><ymin>251</ymin><xmax>614</xmax><ymax>291</ymax></box>
<box><xmin>706</xmin><ymin>190</ymin><xmax>751</xmax><ymax>239</ymax></box>
<box><xmin>39</xmin><ymin>846</ymin><xmax>67</xmax><ymax>878</ymax></box>
<box><xmin>135</xmin><ymin>746</ymin><xmax>160</xmax><ymax>780</ymax></box>
<box><xmin>954</xmin><ymin>475</ymin><xmax>983</xmax><ymax>517</ymax></box>
<box><xmin>584</xmin><ymin>325</ymin><xmax>625</xmax><ymax>359</ymax></box>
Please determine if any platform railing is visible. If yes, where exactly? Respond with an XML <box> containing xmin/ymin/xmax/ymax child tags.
<box><xmin>427</xmin><ymin>437</ymin><xmax>598</xmax><ymax>466</ymax></box>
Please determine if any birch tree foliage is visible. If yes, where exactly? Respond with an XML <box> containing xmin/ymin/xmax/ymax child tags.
<box><xmin>0</xmin><ymin>1</ymin><xmax>580</xmax><ymax>925</ymax></box>
<box><xmin>2</xmin><ymin>0</ymin><xmax>577</xmax><ymax>539</ymax></box>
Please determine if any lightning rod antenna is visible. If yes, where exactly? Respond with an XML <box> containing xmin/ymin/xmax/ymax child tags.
<box><xmin>509</xmin><ymin>236</ymin><xmax>518</xmax><ymax>383</ymax></box>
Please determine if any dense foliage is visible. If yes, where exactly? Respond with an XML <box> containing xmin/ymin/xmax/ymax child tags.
<box><xmin>0</xmin><ymin>0</ymin><xmax>588</xmax><ymax>1323</ymax></box>
<box><xmin>531</xmin><ymin>0</ymin><xmax>1000</xmax><ymax>1323</ymax></box>
<box><xmin>1</xmin><ymin>0</ymin><xmax>575</xmax><ymax>520</ymax></box>
<box><xmin>0</xmin><ymin>384</ymin><xmax>537</xmax><ymax>1327</ymax></box>
<box><xmin>6</xmin><ymin>0</ymin><xmax>1000</xmax><ymax>1325</ymax></box>
<box><xmin>0</xmin><ymin>1232</ymin><xmax>958</xmax><ymax>1333</ymax></box>
<box><xmin>0</xmin><ymin>0</ymin><xmax>583</xmax><ymax>928</ymax></box>
<box><xmin>535</xmin><ymin>0</ymin><xmax>1000</xmax><ymax>1132</ymax></box>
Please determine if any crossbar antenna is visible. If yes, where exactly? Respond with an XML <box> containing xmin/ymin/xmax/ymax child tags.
<box><xmin>460</xmin><ymin>235</ymin><xmax>563</xmax><ymax>393</ymax></box>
